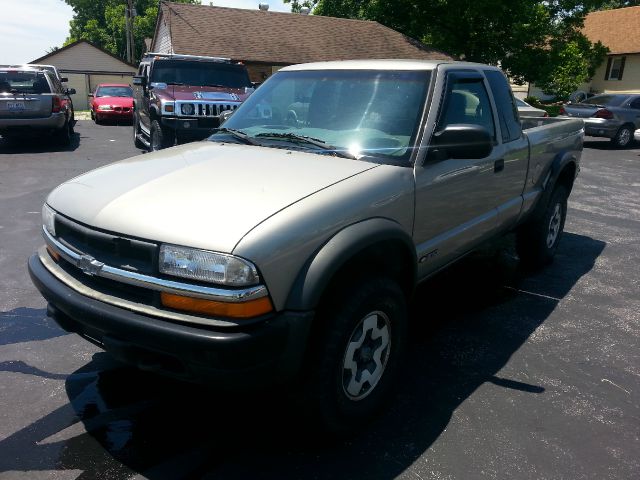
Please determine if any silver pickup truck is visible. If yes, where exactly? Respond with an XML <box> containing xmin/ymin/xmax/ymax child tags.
<box><xmin>29</xmin><ymin>60</ymin><xmax>583</xmax><ymax>431</ymax></box>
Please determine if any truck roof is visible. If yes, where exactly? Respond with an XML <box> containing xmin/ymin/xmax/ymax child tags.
<box><xmin>281</xmin><ymin>59</ymin><xmax>497</xmax><ymax>71</ymax></box>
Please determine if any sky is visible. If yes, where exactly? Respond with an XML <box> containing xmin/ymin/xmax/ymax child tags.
<box><xmin>0</xmin><ymin>0</ymin><xmax>292</xmax><ymax>64</ymax></box>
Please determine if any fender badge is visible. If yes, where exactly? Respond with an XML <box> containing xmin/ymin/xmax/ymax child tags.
<box><xmin>77</xmin><ymin>254</ymin><xmax>104</xmax><ymax>276</ymax></box>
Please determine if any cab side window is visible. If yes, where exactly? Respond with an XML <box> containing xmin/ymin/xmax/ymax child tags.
<box><xmin>629</xmin><ymin>97</ymin><xmax>640</xmax><ymax>110</ymax></box>
<box><xmin>437</xmin><ymin>74</ymin><xmax>496</xmax><ymax>140</ymax></box>
<box><xmin>484</xmin><ymin>69</ymin><xmax>522</xmax><ymax>143</ymax></box>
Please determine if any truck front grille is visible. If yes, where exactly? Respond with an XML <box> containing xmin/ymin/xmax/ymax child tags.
<box><xmin>54</xmin><ymin>215</ymin><xmax>157</xmax><ymax>275</ymax></box>
<box><xmin>175</xmin><ymin>101</ymin><xmax>240</xmax><ymax>118</ymax></box>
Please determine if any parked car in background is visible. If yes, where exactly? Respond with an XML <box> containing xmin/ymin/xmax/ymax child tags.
<box><xmin>90</xmin><ymin>84</ymin><xmax>133</xmax><ymax>124</ymax></box>
<box><xmin>0</xmin><ymin>67</ymin><xmax>75</xmax><ymax>145</ymax></box>
<box><xmin>132</xmin><ymin>52</ymin><xmax>254</xmax><ymax>151</ymax></box>
<box><xmin>515</xmin><ymin>98</ymin><xmax>548</xmax><ymax>117</ymax></box>
<box><xmin>0</xmin><ymin>64</ymin><xmax>68</xmax><ymax>83</ymax></box>
<box><xmin>559</xmin><ymin>93</ymin><xmax>640</xmax><ymax>148</ymax></box>
<box><xmin>568</xmin><ymin>90</ymin><xmax>594</xmax><ymax>104</ymax></box>
<box><xmin>635</xmin><ymin>128</ymin><xmax>640</xmax><ymax>143</ymax></box>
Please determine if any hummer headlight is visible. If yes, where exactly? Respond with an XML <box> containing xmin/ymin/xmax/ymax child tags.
<box><xmin>159</xmin><ymin>244</ymin><xmax>259</xmax><ymax>287</ymax></box>
<box><xmin>181</xmin><ymin>103</ymin><xmax>195</xmax><ymax>116</ymax></box>
<box><xmin>42</xmin><ymin>203</ymin><xmax>56</xmax><ymax>236</ymax></box>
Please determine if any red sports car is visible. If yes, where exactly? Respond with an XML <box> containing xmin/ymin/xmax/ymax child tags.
<box><xmin>90</xmin><ymin>84</ymin><xmax>133</xmax><ymax>124</ymax></box>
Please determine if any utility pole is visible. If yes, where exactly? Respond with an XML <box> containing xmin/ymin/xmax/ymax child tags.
<box><xmin>124</xmin><ymin>0</ymin><xmax>136</xmax><ymax>63</ymax></box>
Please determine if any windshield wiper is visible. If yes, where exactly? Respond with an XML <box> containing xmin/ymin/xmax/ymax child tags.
<box><xmin>254</xmin><ymin>132</ymin><xmax>357</xmax><ymax>159</ymax></box>
<box><xmin>211</xmin><ymin>127</ymin><xmax>261</xmax><ymax>146</ymax></box>
<box><xmin>165</xmin><ymin>82</ymin><xmax>186</xmax><ymax>86</ymax></box>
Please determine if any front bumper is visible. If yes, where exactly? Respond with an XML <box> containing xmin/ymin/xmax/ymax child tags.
<box><xmin>28</xmin><ymin>253</ymin><xmax>313</xmax><ymax>389</ymax></box>
<box><xmin>160</xmin><ymin>116</ymin><xmax>220</xmax><ymax>139</ymax></box>
<box><xmin>96</xmin><ymin>109</ymin><xmax>133</xmax><ymax>119</ymax></box>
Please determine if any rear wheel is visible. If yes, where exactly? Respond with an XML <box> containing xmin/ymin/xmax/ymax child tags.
<box><xmin>55</xmin><ymin>119</ymin><xmax>72</xmax><ymax>146</ymax></box>
<box><xmin>612</xmin><ymin>125</ymin><xmax>634</xmax><ymax>148</ymax></box>
<box><xmin>303</xmin><ymin>276</ymin><xmax>407</xmax><ymax>434</ymax></box>
<box><xmin>517</xmin><ymin>185</ymin><xmax>568</xmax><ymax>268</ymax></box>
<box><xmin>150</xmin><ymin>119</ymin><xmax>173</xmax><ymax>151</ymax></box>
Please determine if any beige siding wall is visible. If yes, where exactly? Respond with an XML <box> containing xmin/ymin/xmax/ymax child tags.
<box><xmin>44</xmin><ymin>42</ymin><xmax>137</xmax><ymax>73</ymax></box>
<box><xmin>154</xmin><ymin>17</ymin><xmax>173</xmax><ymax>53</ymax></box>
<box><xmin>590</xmin><ymin>54</ymin><xmax>640</xmax><ymax>94</ymax></box>
<box><xmin>65</xmin><ymin>73</ymin><xmax>90</xmax><ymax>110</ymax></box>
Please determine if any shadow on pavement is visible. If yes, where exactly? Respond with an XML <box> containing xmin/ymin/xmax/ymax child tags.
<box><xmin>0</xmin><ymin>307</ymin><xmax>68</xmax><ymax>346</ymax></box>
<box><xmin>0</xmin><ymin>131</ymin><xmax>80</xmax><ymax>153</ymax></box>
<box><xmin>0</xmin><ymin>232</ymin><xmax>606</xmax><ymax>479</ymax></box>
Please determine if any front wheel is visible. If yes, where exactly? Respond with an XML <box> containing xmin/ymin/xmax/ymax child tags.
<box><xmin>612</xmin><ymin>125</ymin><xmax>634</xmax><ymax>149</ymax></box>
<box><xmin>150</xmin><ymin>119</ymin><xmax>173</xmax><ymax>151</ymax></box>
<box><xmin>304</xmin><ymin>276</ymin><xmax>408</xmax><ymax>434</ymax></box>
<box><xmin>517</xmin><ymin>185</ymin><xmax>568</xmax><ymax>268</ymax></box>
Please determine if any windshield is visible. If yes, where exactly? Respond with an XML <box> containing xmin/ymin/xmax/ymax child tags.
<box><xmin>213</xmin><ymin>69</ymin><xmax>431</xmax><ymax>164</ymax></box>
<box><xmin>0</xmin><ymin>71</ymin><xmax>50</xmax><ymax>94</ymax></box>
<box><xmin>150</xmin><ymin>60</ymin><xmax>252</xmax><ymax>88</ymax></box>
<box><xmin>96</xmin><ymin>86</ymin><xmax>132</xmax><ymax>97</ymax></box>
<box><xmin>582</xmin><ymin>95</ymin><xmax>626</xmax><ymax>106</ymax></box>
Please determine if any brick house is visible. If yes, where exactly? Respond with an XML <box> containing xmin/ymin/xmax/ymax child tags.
<box><xmin>149</xmin><ymin>2</ymin><xmax>452</xmax><ymax>83</ymax></box>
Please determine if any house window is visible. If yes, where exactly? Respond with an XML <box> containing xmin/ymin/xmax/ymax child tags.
<box><xmin>605</xmin><ymin>56</ymin><xmax>626</xmax><ymax>80</ymax></box>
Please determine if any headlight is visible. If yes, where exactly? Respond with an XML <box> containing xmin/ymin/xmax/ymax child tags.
<box><xmin>42</xmin><ymin>203</ymin><xmax>56</xmax><ymax>236</ymax></box>
<box><xmin>180</xmin><ymin>103</ymin><xmax>195</xmax><ymax>115</ymax></box>
<box><xmin>159</xmin><ymin>244</ymin><xmax>259</xmax><ymax>287</ymax></box>
<box><xmin>98</xmin><ymin>104</ymin><xmax>113</xmax><ymax>111</ymax></box>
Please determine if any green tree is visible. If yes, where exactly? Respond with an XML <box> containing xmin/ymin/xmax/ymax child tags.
<box><xmin>63</xmin><ymin>0</ymin><xmax>200</xmax><ymax>63</ymax></box>
<box><xmin>284</xmin><ymin>1</ymin><xmax>617</xmax><ymax>99</ymax></box>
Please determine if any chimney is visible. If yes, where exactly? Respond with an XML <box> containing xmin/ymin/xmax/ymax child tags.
<box><xmin>258</xmin><ymin>3</ymin><xmax>269</xmax><ymax>11</ymax></box>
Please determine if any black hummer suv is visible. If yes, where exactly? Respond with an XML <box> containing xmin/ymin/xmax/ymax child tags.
<box><xmin>132</xmin><ymin>53</ymin><xmax>254</xmax><ymax>151</ymax></box>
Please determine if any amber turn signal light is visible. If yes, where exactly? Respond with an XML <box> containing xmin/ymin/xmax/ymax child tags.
<box><xmin>160</xmin><ymin>292</ymin><xmax>273</xmax><ymax>319</ymax></box>
<box><xmin>46</xmin><ymin>246</ymin><xmax>60</xmax><ymax>262</ymax></box>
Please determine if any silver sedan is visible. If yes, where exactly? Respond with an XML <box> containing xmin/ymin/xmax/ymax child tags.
<box><xmin>515</xmin><ymin>98</ymin><xmax>548</xmax><ymax>118</ymax></box>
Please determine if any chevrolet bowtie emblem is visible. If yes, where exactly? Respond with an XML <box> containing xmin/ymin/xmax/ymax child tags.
<box><xmin>77</xmin><ymin>254</ymin><xmax>104</xmax><ymax>276</ymax></box>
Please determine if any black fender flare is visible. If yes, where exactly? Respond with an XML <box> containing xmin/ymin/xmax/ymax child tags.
<box><xmin>284</xmin><ymin>218</ymin><xmax>417</xmax><ymax>311</ymax></box>
<box><xmin>149</xmin><ymin>105</ymin><xmax>161</xmax><ymax>120</ymax></box>
<box><xmin>533</xmin><ymin>151</ymin><xmax>578</xmax><ymax>218</ymax></box>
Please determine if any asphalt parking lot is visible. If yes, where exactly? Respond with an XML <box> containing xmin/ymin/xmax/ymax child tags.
<box><xmin>0</xmin><ymin>121</ymin><xmax>639</xmax><ymax>480</ymax></box>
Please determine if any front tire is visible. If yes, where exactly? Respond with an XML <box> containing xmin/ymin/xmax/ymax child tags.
<box><xmin>517</xmin><ymin>185</ymin><xmax>568</xmax><ymax>268</ymax></box>
<box><xmin>304</xmin><ymin>276</ymin><xmax>408</xmax><ymax>434</ymax></box>
<box><xmin>612</xmin><ymin>125</ymin><xmax>633</xmax><ymax>149</ymax></box>
<box><xmin>150</xmin><ymin>119</ymin><xmax>173</xmax><ymax>151</ymax></box>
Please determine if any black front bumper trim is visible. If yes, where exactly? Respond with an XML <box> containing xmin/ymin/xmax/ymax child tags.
<box><xmin>28</xmin><ymin>254</ymin><xmax>313</xmax><ymax>389</ymax></box>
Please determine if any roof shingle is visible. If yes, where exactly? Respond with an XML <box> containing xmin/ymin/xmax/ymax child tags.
<box><xmin>156</xmin><ymin>2</ymin><xmax>452</xmax><ymax>64</ymax></box>
<box><xmin>583</xmin><ymin>6</ymin><xmax>640</xmax><ymax>54</ymax></box>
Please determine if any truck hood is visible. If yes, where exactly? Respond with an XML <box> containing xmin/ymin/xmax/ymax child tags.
<box><xmin>153</xmin><ymin>85</ymin><xmax>253</xmax><ymax>102</ymax></box>
<box><xmin>47</xmin><ymin>142</ymin><xmax>378</xmax><ymax>253</ymax></box>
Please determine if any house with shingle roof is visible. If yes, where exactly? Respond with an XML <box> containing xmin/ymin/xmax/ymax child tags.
<box><xmin>149</xmin><ymin>1</ymin><xmax>452</xmax><ymax>83</ymax></box>
<box><xmin>582</xmin><ymin>5</ymin><xmax>640</xmax><ymax>94</ymax></box>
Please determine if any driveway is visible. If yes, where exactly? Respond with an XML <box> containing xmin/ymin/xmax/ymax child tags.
<box><xmin>0</xmin><ymin>126</ymin><xmax>638</xmax><ymax>479</ymax></box>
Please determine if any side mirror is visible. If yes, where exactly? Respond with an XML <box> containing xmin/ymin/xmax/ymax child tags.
<box><xmin>430</xmin><ymin>124</ymin><xmax>493</xmax><ymax>160</ymax></box>
<box><xmin>219</xmin><ymin>109</ymin><xmax>235</xmax><ymax>125</ymax></box>
<box><xmin>60</xmin><ymin>77</ymin><xmax>68</xmax><ymax>83</ymax></box>
<box><xmin>133</xmin><ymin>75</ymin><xmax>147</xmax><ymax>87</ymax></box>
<box><xmin>66</xmin><ymin>88</ymin><xmax>76</xmax><ymax>95</ymax></box>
